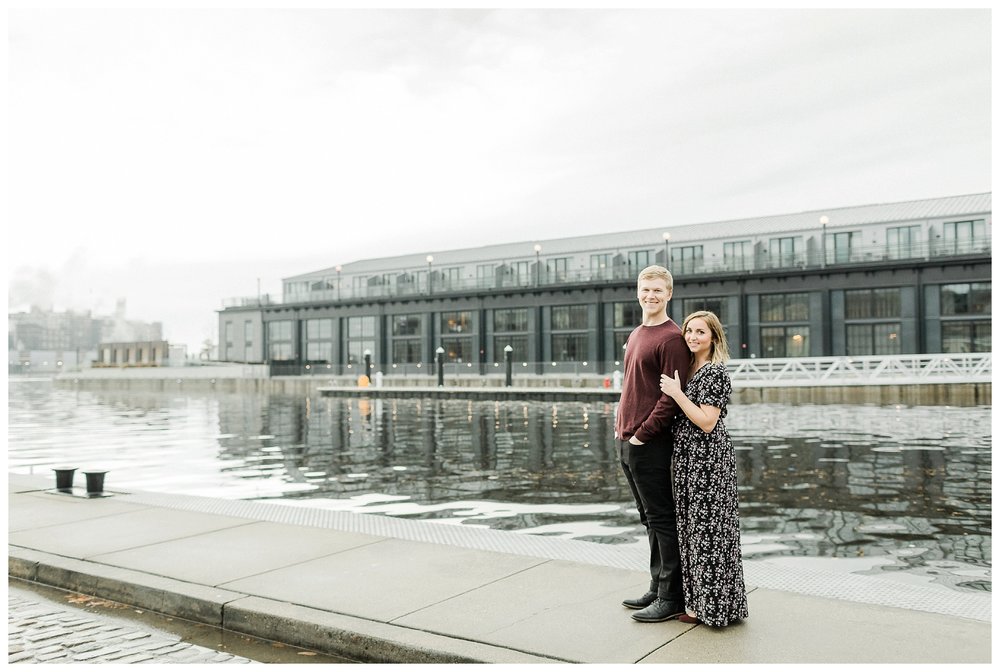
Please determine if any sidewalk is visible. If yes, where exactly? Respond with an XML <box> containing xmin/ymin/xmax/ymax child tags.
<box><xmin>7</xmin><ymin>473</ymin><xmax>990</xmax><ymax>664</ymax></box>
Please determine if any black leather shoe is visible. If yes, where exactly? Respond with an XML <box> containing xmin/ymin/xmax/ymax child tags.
<box><xmin>631</xmin><ymin>598</ymin><xmax>686</xmax><ymax>623</ymax></box>
<box><xmin>621</xmin><ymin>591</ymin><xmax>657</xmax><ymax>610</ymax></box>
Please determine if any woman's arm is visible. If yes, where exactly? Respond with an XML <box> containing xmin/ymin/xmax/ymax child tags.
<box><xmin>659</xmin><ymin>370</ymin><xmax>722</xmax><ymax>433</ymax></box>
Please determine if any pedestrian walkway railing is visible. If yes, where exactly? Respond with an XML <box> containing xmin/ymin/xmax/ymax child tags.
<box><xmin>727</xmin><ymin>352</ymin><xmax>991</xmax><ymax>387</ymax></box>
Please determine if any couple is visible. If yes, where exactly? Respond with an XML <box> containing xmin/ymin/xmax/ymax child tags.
<box><xmin>615</xmin><ymin>265</ymin><xmax>748</xmax><ymax>628</ymax></box>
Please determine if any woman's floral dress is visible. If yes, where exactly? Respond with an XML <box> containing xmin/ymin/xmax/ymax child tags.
<box><xmin>672</xmin><ymin>362</ymin><xmax>748</xmax><ymax>627</ymax></box>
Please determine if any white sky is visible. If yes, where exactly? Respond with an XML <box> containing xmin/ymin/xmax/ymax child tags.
<box><xmin>6</xmin><ymin>6</ymin><xmax>992</xmax><ymax>351</ymax></box>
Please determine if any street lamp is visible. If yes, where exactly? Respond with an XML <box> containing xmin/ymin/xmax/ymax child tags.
<box><xmin>819</xmin><ymin>216</ymin><xmax>829</xmax><ymax>268</ymax></box>
<box><xmin>504</xmin><ymin>344</ymin><xmax>513</xmax><ymax>387</ymax></box>
<box><xmin>426</xmin><ymin>255</ymin><xmax>434</xmax><ymax>294</ymax></box>
<box><xmin>435</xmin><ymin>346</ymin><xmax>445</xmax><ymax>387</ymax></box>
<box><xmin>534</xmin><ymin>244</ymin><xmax>542</xmax><ymax>287</ymax></box>
<box><xmin>662</xmin><ymin>232</ymin><xmax>671</xmax><ymax>267</ymax></box>
<box><xmin>335</xmin><ymin>264</ymin><xmax>342</xmax><ymax>300</ymax></box>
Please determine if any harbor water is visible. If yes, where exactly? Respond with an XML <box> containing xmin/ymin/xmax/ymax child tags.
<box><xmin>8</xmin><ymin>378</ymin><xmax>991</xmax><ymax>594</ymax></box>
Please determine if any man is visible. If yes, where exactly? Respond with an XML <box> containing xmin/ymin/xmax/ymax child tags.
<box><xmin>615</xmin><ymin>265</ymin><xmax>691</xmax><ymax>622</ymax></box>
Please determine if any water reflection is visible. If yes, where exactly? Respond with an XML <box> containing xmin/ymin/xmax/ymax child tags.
<box><xmin>8</xmin><ymin>380</ymin><xmax>991</xmax><ymax>593</ymax></box>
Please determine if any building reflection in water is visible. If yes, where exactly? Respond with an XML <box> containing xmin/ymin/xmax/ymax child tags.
<box><xmin>7</xmin><ymin>381</ymin><xmax>990</xmax><ymax>593</ymax></box>
<box><xmin>212</xmin><ymin>395</ymin><xmax>991</xmax><ymax>586</ymax></box>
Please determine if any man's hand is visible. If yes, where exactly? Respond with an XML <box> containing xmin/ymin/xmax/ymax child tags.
<box><xmin>628</xmin><ymin>436</ymin><xmax>644</xmax><ymax>446</ymax></box>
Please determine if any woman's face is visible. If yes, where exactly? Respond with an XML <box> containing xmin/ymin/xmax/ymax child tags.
<box><xmin>684</xmin><ymin>318</ymin><xmax>714</xmax><ymax>357</ymax></box>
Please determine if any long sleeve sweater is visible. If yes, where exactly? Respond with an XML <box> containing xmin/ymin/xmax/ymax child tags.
<box><xmin>614</xmin><ymin>319</ymin><xmax>691</xmax><ymax>443</ymax></box>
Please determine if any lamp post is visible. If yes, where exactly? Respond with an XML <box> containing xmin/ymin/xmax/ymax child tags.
<box><xmin>662</xmin><ymin>232</ymin><xmax>671</xmax><ymax>267</ymax></box>
<box><xmin>819</xmin><ymin>216</ymin><xmax>829</xmax><ymax>268</ymax></box>
<box><xmin>335</xmin><ymin>265</ymin><xmax>342</xmax><ymax>300</ymax></box>
<box><xmin>426</xmin><ymin>255</ymin><xmax>434</xmax><ymax>294</ymax></box>
<box><xmin>435</xmin><ymin>346</ymin><xmax>445</xmax><ymax>387</ymax></box>
<box><xmin>534</xmin><ymin>244</ymin><xmax>542</xmax><ymax>287</ymax></box>
<box><xmin>504</xmin><ymin>344</ymin><xmax>513</xmax><ymax>387</ymax></box>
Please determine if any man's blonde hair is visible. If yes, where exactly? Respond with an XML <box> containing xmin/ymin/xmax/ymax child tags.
<box><xmin>636</xmin><ymin>265</ymin><xmax>673</xmax><ymax>291</ymax></box>
<box><xmin>681</xmin><ymin>311</ymin><xmax>731</xmax><ymax>364</ymax></box>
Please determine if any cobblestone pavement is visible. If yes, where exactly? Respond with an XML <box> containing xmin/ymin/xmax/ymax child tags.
<box><xmin>8</xmin><ymin>581</ymin><xmax>350</xmax><ymax>664</ymax></box>
<box><xmin>8</xmin><ymin>590</ymin><xmax>256</xmax><ymax>664</ymax></box>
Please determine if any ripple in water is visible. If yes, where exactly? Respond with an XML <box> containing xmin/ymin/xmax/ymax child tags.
<box><xmin>8</xmin><ymin>379</ymin><xmax>991</xmax><ymax>593</ymax></box>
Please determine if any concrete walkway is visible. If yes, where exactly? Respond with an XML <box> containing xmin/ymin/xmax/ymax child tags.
<box><xmin>7</xmin><ymin>473</ymin><xmax>990</xmax><ymax>664</ymax></box>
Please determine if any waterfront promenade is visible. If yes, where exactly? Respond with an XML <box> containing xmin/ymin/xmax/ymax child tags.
<box><xmin>8</xmin><ymin>473</ymin><xmax>990</xmax><ymax>664</ymax></box>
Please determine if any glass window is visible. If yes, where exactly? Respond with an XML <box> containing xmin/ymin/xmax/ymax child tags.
<box><xmin>511</xmin><ymin>261</ymin><xmax>531</xmax><ymax>285</ymax></box>
<box><xmin>392</xmin><ymin>340</ymin><xmax>422</xmax><ymax>364</ymax></box>
<box><xmin>305</xmin><ymin>318</ymin><xmax>333</xmax><ymax>339</ymax></box>
<box><xmin>941</xmin><ymin>283</ymin><xmax>991</xmax><ymax>316</ymax></box>
<box><xmin>346</xmin><ymin>316</ymin><xmax>375</xmax><ymax>365</ymax></box>
<box><xmin>887</xmin><ymin>225</ymin><xmax>921</xmax><ymax>259</ymax></box>
<box><xmin>769</xmin><ymin>237</ymin><xmax>798</xmax><ymax>267</ymax></box>
<box><xmin>845</xmin><ymin>289</ymin><xmax>901</xmax><ymax>320</ymax></box>
<box><xmin>551</xmin><ymin>334</ymin><xmax>588</xmax><ymax>362</ymax></box>
<box><xmin>761</xmin><ymin>326</ymin><xmax>809</xmax><ymax>357</ymax></box>
<box><xmin>847</xmin><ymin>323</ymin><xmax>901</xmax><ymax>356</ymax></box>
<box><xmin>224</xmin><ymin>322</ymin><xmax>233</xmax><ymax>349</ymax></box>
<box><xmin>943</xmin><ymin>219</ymin><xmax>987</xmax><ymax>253</ymax></box>
<box><xmin>348</xmin><ymin>316</ymin><xmax>375</xmax><ymax>338</ymax></box>
<box><xmin>942</xmin><ymin>321</ymin><xmax>991</xmax><ymax>353</ymax></box>
<box><xmin>392</xmin><ymin>314</ymin><xmax>421</xmax><ymax>336</ymax></box>
<box><xmin>268</xmin><ymin>321</ymin><xmax>292</xmax><ymax>341</ymax></box>
<box><xmin>760</xmin><ymin>293</ymin><xmax>809</xmax><ymax>322</ymax></box>
<box><xmin>675</xmin><ymin>297</ymin><xmax>728</xmax><ymax>326</ymax></box>
<box><xmin>244</xmin><ymin>321</ymin><xmax>253</xmax><ymax>350</ymax></box>
<box><xmin>551</xmin><ymin>305</ymin><xmax>588</xmax><ymax>330</ymax></box>
<box><xmin>830</xmin><ymin>231</ymin><xmax>858</xmax><ymax>264</ymax></box>
<box><xmin>306</xmin><ymin>342</ymin><xmax>334</xmax><ymax>362</ymax></box>
<box><xmin>723</xmin><ymin>241</ymin><xmax>751</xmax><ymax>270</ymax></box>
<box><xmin>670</xmin><ymin>245</ymin><xmax>703</xmax><ymax>274</ymax></box>
<box><xmin>441</xmin><ymin>311</ymin><xmax>472</xmax><ymax>334</ymax></box>
<box><xmin>613</xmin><ymin>302</ymin><xmax>642</xmax><ymax>328</ymax></box>
<box><xmin>494</xmin><ymin>335</ymin><xmax>529</xmax><ymax>362</ymax></box>
<box><xmin>590</xmin><ymin>253</ymin><xmax>611</xmax><ymax>279</ymax></box>
<box><xmin>545</xmin><ymin>257</ymin><xmax>569</xmax><ymax>282</ymax></box>
<box><xmin>627</xmin><ymin>250</ymin><xmax>652</xmax><ymax>270</ymax></box>
<box><xmin>440</xmin><ymin>337</ymin><xmax>474</xmax><ymax>363</ymax></box>
<box><xmin>442</xmin><ymin>268</ymin><xmax>462</xmax><ymax>287</ymax></box>
<box><xmin>476</xmin><ymin>264</ymin><xmax>495</xmax><ymax>286</ymax></box>
<box><xmin>494</xmin><ymin>308</ymin><xmax>528</xmax><ymax>332</ymax></box>
<box><xmin>303</xmin><ymin>318</ymin><xmax>334</xmax><ymax>363</ymax></box>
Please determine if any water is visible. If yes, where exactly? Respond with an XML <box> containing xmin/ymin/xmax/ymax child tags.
<box><xmin>8</xmin><ymin>379</ymin><xmax>991</xmax><ymax>593</ymax></box>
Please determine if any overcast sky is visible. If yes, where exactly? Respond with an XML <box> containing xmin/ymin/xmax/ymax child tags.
<box><xmin>7</xmin><ymin>7</ymin><xmax>992</xmax><ymax>351</ymax></box>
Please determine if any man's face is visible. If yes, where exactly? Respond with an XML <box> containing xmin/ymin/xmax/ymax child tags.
<box><xmin>636</xmin><ymin>277</ymin><xmax>672</xmax><ymax>318</ymax></box>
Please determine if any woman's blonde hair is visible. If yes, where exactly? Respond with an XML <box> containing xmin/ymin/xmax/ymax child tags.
<box><xmin>682</xmin><ymin>310</ymin><xmax>730</xmax><ymax>364</ymax></box>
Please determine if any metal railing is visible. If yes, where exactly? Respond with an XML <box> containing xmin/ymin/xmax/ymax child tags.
<box><xmin>271</xmin><ymin>353</ymin><xmax>991</xmax><ymax>387</ymax></box>
<box><xmin>229</xmin><ymin>236</ymin><xmax>990</xmax><ymax>308</ymax></box>
<box><xmin>727</xmin><ymin>352</ymin><xmax>992</xmax><ymax>387</ymax></box>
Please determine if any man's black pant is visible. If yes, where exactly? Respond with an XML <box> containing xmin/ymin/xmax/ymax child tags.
<box><xmin>618</xmin><ymin>435</ymin><xmax>683</xmax><ymax>603</ymax></box>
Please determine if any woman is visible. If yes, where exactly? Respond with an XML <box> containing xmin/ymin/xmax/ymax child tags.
<box><xmin>659</xmin><ymin>310</ymin><xmax>748</xmax><ymax>627</ymax></box>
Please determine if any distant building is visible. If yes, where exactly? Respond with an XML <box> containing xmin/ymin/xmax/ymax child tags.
<box><xmin>218</xmin><ymin>193</ymin><xmax>991</xmax><ymax>374</ymax></box>
<box><xmin>8</xmin><ymin>302</ymin><xmax>166</xmax><ymax>374</ymax></box>
<box><xmin>94</xmin><ymin>340</ymin><xmax>172</xmax><ymax>367</ymax></box>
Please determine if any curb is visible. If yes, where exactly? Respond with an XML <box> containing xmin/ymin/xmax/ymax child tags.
<box><xmin>7</xmin><ymin>545</ymin><xmax>559</xmax><ymax>664</ymax></box>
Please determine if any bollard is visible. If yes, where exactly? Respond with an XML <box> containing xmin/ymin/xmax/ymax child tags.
<box><xmin>53</xmin><ymin>467</ymin><xmax>77</xmax><ymax>491</ymax></box>
<box><xmin>83</xmin><ymin>471</ymin><xmax>108</xmax><ymax>496</ymax></box>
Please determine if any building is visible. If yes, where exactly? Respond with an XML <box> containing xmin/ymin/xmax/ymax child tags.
<box><xmin>9</xmin><ymin>303</ymin><xmax>166</xmax><ymax>374</ymax></box>
<box><xmin>218</xmin><ymin>193</ymin><xmax>991</xmax><ymax>374</ymax></box>
<box><xmin>93</xmin><ymin>340</ymin><xmax>173</xmax><ymax>367</ymax></box>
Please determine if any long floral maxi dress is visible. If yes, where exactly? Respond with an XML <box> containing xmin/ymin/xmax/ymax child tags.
<box><xmin>671</xmin><ymin>362</ymin><xmax>749</xmax><ymax>627</ymax></box>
